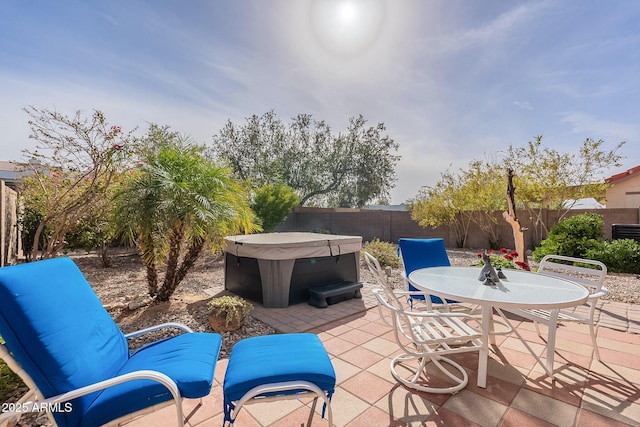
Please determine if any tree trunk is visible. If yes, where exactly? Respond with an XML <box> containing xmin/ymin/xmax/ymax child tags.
<box><xmin>503</xmin><ymin>169</ymin><xmax>528</xmax><ymax>265</ymax></box>
<box><xmin>145</xmin><ymin>261</ymin><xmax>158</xmax><ymax>297</ymax></box>
<box><xmin>137</xmin><ymin>235</ymin><xmax>159</xmax><ymax>297</ymax></box>
<box><xmin>100</xmin><ymin>244</ymin><xmax>112</xmax><ymax>268</ymax></box>
<box><xmin>32</xmin><ymin>219</ymin><xmax>46</xmax><ymax>261</ymax></box>
<box><xmin>175</xmin><ymin>240</ymin><xmax>205</xmax><ymax>286</ymax></box>
<box><xmin>157</xmin><ymin>224</ymin><xmax>183</xmax><ymax>301</ymax></box>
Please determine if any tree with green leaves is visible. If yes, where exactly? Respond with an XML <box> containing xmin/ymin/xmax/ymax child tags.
<box><xmin>412</xmin><ymin>160</ymin><xmax>506</xmax><ymax>248</ymax></box>
<box><xmin>504</xmin><ymin>136</ymin><xmax>625</xmax><ymax>242</ymax></box>
<box><xmin>63</xmin><ymin>172</ymin><xmax>125</xmax><ymax>267</ymax></box>
<box><xmin>458</xmin><ymin>160</ymin><xmax>506</xmax><ymax>248</ymax></box>
<box><xmin>411</xmin><ymin>170</ymin><xmax>473</xmax><ymax>248</ymax></box>
<box><xmin>412</xmin><ymin>136</ymin><xmax>624</xmax><ymax>248</ymax></box>
<box><xmin>19</xmin><ymin>106</ymin><xmax>136</xmax><ymax>261</ymax></box>
<box><xmin>209</xmin><ymin>111</ymin><xmax>400</xmax><ymax>208</ymax></box>
<box><xmin>113</xmin><ymin>130</ymin><xmax>259</xmax><ymax>301</ymax></box>
<box><xmin>251</xmin><ymin>183</ymin><xmax>299</xmax><ymax>232</ymax></box>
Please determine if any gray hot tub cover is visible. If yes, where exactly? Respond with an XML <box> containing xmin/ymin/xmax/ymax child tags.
<box><xmin>223</xmin><ymin>232</ymin><xmax>362</xmax><ymax>260</ymax></box>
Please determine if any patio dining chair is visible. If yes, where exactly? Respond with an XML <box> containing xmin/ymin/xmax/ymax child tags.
<box><xmin>503</xmin><ymin>254</ymin><xmax>608</xmax><ymax>360</ymax></box>
<box><xmin>0</xmin><ymin>257</ymin><xmax>222</xmax><ymax>427</ymax></box>
<box><xmin>398</xmin><ymin>238</ymin><xmax>460</xmax><ymax>310</ymax></box>
<box><xmin>364</xmin><ymin>252</ymin><xmax>485</xmax><ymax>393</ymax></box>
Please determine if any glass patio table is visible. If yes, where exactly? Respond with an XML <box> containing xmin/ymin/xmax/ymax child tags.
<box><xmin>408</xmin><ymin>266</ymin><xmax>589</xmax><ymax>388</ymax></box>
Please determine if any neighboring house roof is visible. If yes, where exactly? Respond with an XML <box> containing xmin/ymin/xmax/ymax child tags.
<box><xmin>0</xmin><ymin>160</ymin><xmax>23</xmax><ymax>174</ymax></box>
<box><xmin>0</xmin><ymin>161</ymin><xmax>30</xmax><ymax>188</ymax></box>
<box><xmin>363</xmin><ymin>204</ymin><xmax>408</xmax><ymax>211</ymax></box>
<box><xmin>567</xmin><ymin>198</ymin><xmax>605</xmax><ymax>209</ymax></box>
<box><xmin>605</xmin><ymin>165</ymin><xmax>640</xmax><ymax>183</ymax></box>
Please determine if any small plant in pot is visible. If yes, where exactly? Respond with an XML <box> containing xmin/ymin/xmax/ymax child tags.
<box><xmin>207</xmin><ymin>295</ymin><xmax>253</xmax><ymax>332</ymax></box>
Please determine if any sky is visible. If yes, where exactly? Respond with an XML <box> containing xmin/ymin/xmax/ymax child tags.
<box><xmin>1</xmin><ymin>0</ymin><xmax>639</xmax><ymax>204</ymax></box>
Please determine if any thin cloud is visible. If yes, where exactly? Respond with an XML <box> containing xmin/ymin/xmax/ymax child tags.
<box><xmin>513</xmin><ymin>101</ymin><xmax>533</xmax><ymax>110</ymax></box>
<box><xmin>560</xmin><ymin>112</ymin><xmax>639</xmax><ymax>142</ymax></box>
<box><xmin>434</xmin><ymin>2</ymin><xmax>549</xmax><ymax>54</ymax></box>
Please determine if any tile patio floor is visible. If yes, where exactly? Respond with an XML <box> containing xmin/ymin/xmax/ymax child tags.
<box><xmin>123</xmin><ymin>280</ymin><xmax>640</xmax><ymax>427</ymax></box>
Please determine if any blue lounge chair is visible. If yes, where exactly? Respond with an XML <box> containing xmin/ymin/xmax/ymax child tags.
<box><xmin>0</xmin><ymin>257</ymin><xmax>222</xmax><ymax>427</ymax></box>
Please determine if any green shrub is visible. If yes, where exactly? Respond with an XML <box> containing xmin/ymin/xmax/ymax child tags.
<box><xmin>585</xmin><ymin>239</ymin><xmax>640</xmax><ymax>274</ymax></box>
<box><xmin>207</xmin><ymin>295</ymin><xmax>253</xmax><ymax>330</ymax></box>
<box><xmin>251</xmin><ymin>183</ymin><xmax>299</xmax><ymax>233</ymax></box>
<box><xmin>362</xmin><ymin>239</ymin><xmax>401</xmax><ymax>268</ymax></box>
<box><xmin>533</xmin><ymin>213</ymin><xmax>604</xmax><ymax>261</ymax></box>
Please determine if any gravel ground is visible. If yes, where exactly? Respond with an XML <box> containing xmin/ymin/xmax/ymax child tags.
<box><xmin>75</xmin><ymin>251</ymin><xmax>277</xmax><ymax>359</ymax></box>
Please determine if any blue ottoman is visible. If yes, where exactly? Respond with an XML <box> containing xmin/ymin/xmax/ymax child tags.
<box><xmin>223</xmin><ymin>333</ymin><xmax>336</xmax><ymax>426</ymax></box>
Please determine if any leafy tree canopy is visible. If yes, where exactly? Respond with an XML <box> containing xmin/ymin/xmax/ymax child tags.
<box><xmin>19</xmin><ymin>106</ymin><xmax>136</xmax><ymax>261</ymax></box>
<box><xmin>114</xmin><ymin>127</ymin><xmax>259</xmax><ymax>301</ymax></box>
<box><xmin>411</xmin><ymin>169</ymin><xmax>472</xmax><ymax>247</ymax></box>
<box><xmin>411</xmin><ymin>159</ymin><xmax>506</xmax><ymax>247</ymax></box>
<box><xmin>209</xmin><ymin>111</ymin><xmax>400</xmax><ymax>208</ymax></box>
<box><xmin>504</xmin><ymin>136</ymin><xmax>625</xmax><ymax>239</ymax></box>
<box><xmin>411</xmin><ymin>136</ymin><xmax>625</xmax><ymax>247</ymax></box>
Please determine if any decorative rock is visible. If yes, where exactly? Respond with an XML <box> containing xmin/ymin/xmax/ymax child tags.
<box><xmin>128</xmin><ymin>297</ymin><xmax>150</xmax><ymax>310</ymax></box>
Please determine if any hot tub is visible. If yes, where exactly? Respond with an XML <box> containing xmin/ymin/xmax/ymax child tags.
<box><xmin>223</xmin><ymin>232</ymin><xmax>362</xmax><ymax>308</ymax></box>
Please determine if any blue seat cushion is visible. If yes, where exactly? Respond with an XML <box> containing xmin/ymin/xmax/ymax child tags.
<box><xmin>398</xmin><ymin>238</ymin><xmax>451</xmax><ymax>271</ymax></box>
<box><xmin>398</xmin><ymin>238</ymin><xmax>457</xmax><ymax>305</ymax></box>
<box><xmin>79</xmin><ymin>332</ymin><xmax>222</xmax><ymax>427</ymax></box>
<box><xmin>223</xmin><ymin>333</ymin><xmax>335</xmax><ymax>404</ymax></box>
<box><xmin>0</xmin><ymin>258</ymin><xmax>129</xmax><ymax>404</ymax></box>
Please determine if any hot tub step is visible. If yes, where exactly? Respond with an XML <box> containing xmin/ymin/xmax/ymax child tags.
<box><xmin>308</xmin><ymin>281</ymin><xmax>363</xmax><ymax>308</ymax></box>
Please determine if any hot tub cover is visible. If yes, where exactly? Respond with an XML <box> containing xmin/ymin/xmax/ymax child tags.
<box><xmin>223</xmin><ymin>232</ymin><xmax>362</xmax><ymax>260</ymax></box>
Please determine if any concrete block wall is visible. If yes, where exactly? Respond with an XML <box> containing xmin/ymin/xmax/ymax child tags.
<box><xmin>276</xmin><ymin>207</ymin><xmax>639</xmax><ymax>249</ymax></box>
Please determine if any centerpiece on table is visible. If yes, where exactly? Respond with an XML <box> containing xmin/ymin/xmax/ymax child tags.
<box><xmin>476</xmin><ymin>248</ymin><xmax>530</xmax><ymax>285</ymax></box>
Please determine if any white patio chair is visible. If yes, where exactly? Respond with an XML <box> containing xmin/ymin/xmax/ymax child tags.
<box><xmin>364</xmin><ymin>252</ymin><xmax>485</xmax><ymax>393</ymax></box>
<box><xmin>504</xmin><ymin>254</ymin><xmax>608</xmax><ymax>360</ymax></box>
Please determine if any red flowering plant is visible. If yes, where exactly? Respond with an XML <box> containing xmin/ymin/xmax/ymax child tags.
<box><xmin>476</xmin><ymin>248</ymin><xmax>530</xmax><ymax>271</ymax></box>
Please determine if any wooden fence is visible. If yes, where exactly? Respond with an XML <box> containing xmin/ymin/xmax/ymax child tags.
<box><xmin>0</xmin><ymin>181</ymin><xmax>21</xmax><ymax>266</ymax></box>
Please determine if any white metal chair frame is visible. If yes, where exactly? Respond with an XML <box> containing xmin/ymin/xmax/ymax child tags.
<box><xmin>0</xmin><ymin>322</ymin><xmax>200</xmax><ymax>427</ymax></box>
<box><xmin>224</xmin><ymin>381</ymin><xmax>333</xmax><ymax>427</ymax></box>
<box><xmin>398</xmin><ymin>248</ymin><xmax>454</xmax><ymax>312</ymax></box>
<box><xmin>364</xmin><ymin>252</ymin><xmax>486</xmax><ymax>394</ymax></box>
<box><xmin>505</xmin><ymin>254</ymin><xmax>608</xmax><ymax>360</ymax></box>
